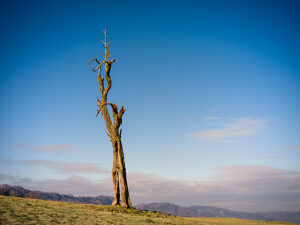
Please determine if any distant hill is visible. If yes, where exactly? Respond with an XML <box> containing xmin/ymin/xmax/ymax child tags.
<box><xmin>1</xmin><ymin>184</ymin><xmax>299</xmax><ymax>223</ymax></box>
<box><xmin>135</xmin><ymin>203</ymin><xmax>300</xmax><ymax>224</ymax></box>
<box><xmin>0</xmin><ymin>184</ymin><xmax>113</xmax><ymax>205</ymax></box>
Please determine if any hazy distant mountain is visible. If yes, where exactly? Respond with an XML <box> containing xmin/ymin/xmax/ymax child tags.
<box><xmin>1</xmin><ymin>184</ymin><xmax>299</xmax><ymax>223</ymax></box>
<box><xmin>135</xmin><ymin>203</ymin><xmax>300</xmax><ymax>224</ymax></box>
<box><xmin>0</xmin><ymin>184</ymin><xmax>113</xmax><ymax>205</ymax></box>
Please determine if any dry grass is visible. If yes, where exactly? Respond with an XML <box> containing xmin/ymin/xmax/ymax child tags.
<box><xmin>0</xmin><ymin>195</ymin><xmax>297</xmax><ymax>225</ymax></box>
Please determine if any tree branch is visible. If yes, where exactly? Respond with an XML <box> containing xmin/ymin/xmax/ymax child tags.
<box><xmin>103</xmin><ymin>59</ymin><xmax>115</xmax><ymax>97</ymax></box>
<box><xmin>105</xmin><ymin>128</ymin><xmax>112</xmax><ymax>140</ymax></box>
<box><xmin>118</xmin><ymin>106</ymin><xmax>126</xmax><ymax>119</ymax></box>
<box><xmin>90</xmin><ymin>30</ymin><xmax>123</xmax><ymax>136</ymax></box>
<box><xmin>96</xmin><ymin>95</ymin><xmax>101</xmax><ymax>117</ymax></box>
<box><xmin>88</xmin><ymin>58</ymin><xmax>100</xmax><ymax>66</ymax></box>
<box><xmin>88</xmin><ymin>58</ymin><xmax>101</xmax><ymax>71</ymax></box>
<box><xmin>96</xmin><ymin>109</ymin><xmax>100</xmax><ymax>117</ymax></box>
<box><xmin>98</xmin><ymin>71</ymin><xmax>105</xmax><ymax>94</ymax></box>
<box><xmin>100</xmin><ymin>103</ymin><xmax>118</xmax><ymax>114</ymax></box>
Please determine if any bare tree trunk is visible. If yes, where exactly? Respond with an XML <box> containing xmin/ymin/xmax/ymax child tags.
<box><xmin>88</xmin><ymin>29</ymin><xmax>132</xmax><ymax>208</ymax></box>
<box><xmin>117</xmin><ymin>138</ymin><xmax>132</xmax><ymax>207</ymax></box>
<box><xmin>111</xmin><ymin>140</ymin><xmax>120</xmax><ymax>206</ymax></box>
<box><xmin>109</xmin><ymin>136</ymin><xmax>131</xmax><ymax>207</ymax></box>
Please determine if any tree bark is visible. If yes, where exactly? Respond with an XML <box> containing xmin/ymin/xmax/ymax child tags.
<box><xmin>89</xmin><ymin>29</ymin><xmax>132</xmax><ymax>208</ymax></box>
<box><xmin>116</xmin><ymin>137</ymin><xmax>132</xmax><ymax>207</ymax></box>
<box><xmin>110</xmin><ymin>136</ymin><xmax>132</xmax><ymax>207</ymax></box>
<box><xmin>111</xmin><ymin>140</ymin><xmax>120</xmax><ymax>206</ymax></box>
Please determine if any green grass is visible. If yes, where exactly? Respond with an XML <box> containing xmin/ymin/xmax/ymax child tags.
<box><xmin>0</xmin><ymin>195</ymin><xmax>297</xmax><ymax>225</ymax></box>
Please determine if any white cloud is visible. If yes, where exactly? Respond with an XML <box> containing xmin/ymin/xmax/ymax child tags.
<box><xmin>1</xmin><ymin>165</ymin><xmax>300</xmax><ymax>212</ymax></box>
<box><xmin>191</xmin><ymin>117</ymin><xmax>266</xmax><ymax>140</ymax></box>
<box><xmin>11</xmin><ymin>143</ymin><xmax>80</xmax><ymax>154</ymax></box>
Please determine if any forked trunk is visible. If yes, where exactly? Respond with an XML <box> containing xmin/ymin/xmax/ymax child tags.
<box><xmin>111</xmin><ymin>137</ymin><xmax>132</xmax><ymax>207</ymax></box>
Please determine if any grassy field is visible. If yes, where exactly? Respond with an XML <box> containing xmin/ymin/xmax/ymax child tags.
<box><xmin>0</xmin><ymin>195</ymin><xmax>298</xmax><ymax>225</ymax></box>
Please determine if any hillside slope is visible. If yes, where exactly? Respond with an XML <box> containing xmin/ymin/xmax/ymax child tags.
<box><xmin>1</xmin><ymin>184</ymin><xmax>299</xmax><ymax>223</ymax></box>
<box><xmin>136</xmin><ymin>203</ymin><xmax>300</xmax><ymax>224</ymax></box>
<box><xmin>0</xmin><ymin>195</ymin><xmax>298</xmax><ymax>225</ymax></box>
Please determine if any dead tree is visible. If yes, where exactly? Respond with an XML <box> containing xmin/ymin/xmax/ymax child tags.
<box><xmin>88</xmin><ymin>29</ymin><xmax>132</xmax><ymax>208</ymax></box>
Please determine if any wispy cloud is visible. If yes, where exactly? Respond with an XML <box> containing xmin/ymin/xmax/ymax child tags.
<box><xmin>134</xmin><ymin>166</ymin><xmax>300</xmax><ymax>212</ymax></box>
<box><xmin>205</xmin><ymin>116</ymin><xmax>220</xmax><ymax>121</ymax></box>
<box><xmin>257</xmin><ymin>155</ymin><xmax>280</xmax><ymax>160</ymax></box>
<box><xmin>0</xmin><ymin>174</ymin><xmax>110</xmax><ymax>196</ymax></box>
<box><xmin>1</xmin><ymin>158</ymin><xmax>108</xmax><ymax>174</ymax></box>
<box><xmin>288</xmin><ymin>145</ymin><xmax>300</xmax><ymax>150</ymax></box>
<box><xmin>0</xmin><ymin>174</ymin><xmax>35</xmax><ymax>186</ymax></box>
<box><xmin>1</xmin><ymin>165</ymin><xmax>300</xmax><ymax>212</ymax></box>
<box><xmin>191</xmin><ymin>117</ymin><xmax>266</xmax><ymax>140</ymax></box>
<box><xmin>21</xmin><ymin>160</ymin><xmax>109</xmax><ymax>174</ymax></box>
<box><xmin>11</xmin><ymin>143</ymin><xmax>80</xmax><ymax>154</ymax></box>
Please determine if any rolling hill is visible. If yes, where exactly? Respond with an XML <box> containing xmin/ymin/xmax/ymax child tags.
<box><xmin>1</xmin><ymin>195</ymin><xmax>298</xmax><ymax>225</ymax></box>
<box><xmin>1</xmin><ymin>184</ymin><xmax>299</xmax><ymax>223</ymax></box>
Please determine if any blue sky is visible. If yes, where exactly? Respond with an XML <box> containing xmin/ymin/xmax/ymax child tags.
<box><xmin>0</xmin><ymin>0</ymin><xmax>299</xmax><ymax>212</ymax></box>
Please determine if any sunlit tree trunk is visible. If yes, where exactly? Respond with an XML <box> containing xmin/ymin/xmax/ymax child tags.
<box><xmin>88</xmin><ymin>29</ymin><xmax>132</xmax><ymax>208</ymax></box>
